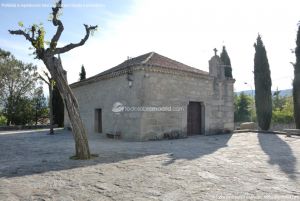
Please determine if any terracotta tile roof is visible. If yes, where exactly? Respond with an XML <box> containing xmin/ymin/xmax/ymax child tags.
<box><xmin>71</xmin><ymin>52</ymin><xmax>208</xmax><ymax>87</ymax></box>
<box><xmin>98</xmin><ymin>52</ymin><xmax>208</xmax><ymax>76</ymax></box>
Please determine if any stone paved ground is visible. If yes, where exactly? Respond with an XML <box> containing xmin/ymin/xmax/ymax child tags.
<box><xmin>0</xmin><ymin>130</ymin><xmax>299</xmax><ymax>201</ymax></box>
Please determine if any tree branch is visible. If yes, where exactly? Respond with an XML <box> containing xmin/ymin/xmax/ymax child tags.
<box><xmin>54</xmin><ymin>24</ymin><xmax>97</xmax><ymax>55</ymax></box>
<box><xmin>8</xmin><ymin>29</ymin><xmax>34</xmax><ymax>44</ymax></box>
<box><xmin>39</xmin><ymin>70</ymin><xmax>52</xmax><ymax>86</ymax></box>
<box><xmin>9</xmin><ymin>28</ymin><xmax>45</xmax><ymax>59</ymax></box>
<box><xmin>50</xmin><ymin>0</ymin><xmax>64</xmax><ymax>49</ymax></box>
<box><xmin>43</xmin><ymin>70</ymin><xmax>52</xmax><ymax>81</ymax></box>
<box><xmin>38</xmin><ymin>74</ymin><xmax>49</xmax><ymax>85</ymax></box>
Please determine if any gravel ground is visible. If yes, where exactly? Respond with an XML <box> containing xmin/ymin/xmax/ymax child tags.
<box><xmin>0</xmin><ymin>130</ymin><xmax>299</xmax><ymax>201</ymax></box>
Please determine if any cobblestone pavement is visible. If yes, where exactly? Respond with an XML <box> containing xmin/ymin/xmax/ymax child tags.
<box><xmin>0</xmin><ymin>130</ymin><xmax>299</xmax><ymax>201</ymax></box>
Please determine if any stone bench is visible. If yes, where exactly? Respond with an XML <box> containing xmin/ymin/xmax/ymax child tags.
<box><xmin>106</xmin><ymin>131</ymin><xmax>121</xmax><ymax>139</ymax></box>
<box><xmin>240</xmin><ymin>122</ymin><xmax>256</xmax><ymax>130</ymax></box>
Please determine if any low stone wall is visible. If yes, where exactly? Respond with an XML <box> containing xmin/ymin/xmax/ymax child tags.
<box><xmin>235</xmin><ymin>122</ymin><xmax>295</xmax><ymax>131</ymax></box>
<box><xmin>270</xmin><ymin>123</ymin><xmax>295</xmax><ymax>131</ymax></box>
<box><xmin>234</xmin><ymin>122</ymin><xmax>257</xmax><ymax>130</ymax></box>
<box><xmin>0</xmin><ymin>124</ymin><xmax>59</xmax><ymax>131</ymax></box>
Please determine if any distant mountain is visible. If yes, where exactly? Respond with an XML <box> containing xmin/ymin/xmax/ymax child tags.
<box><xmin>235</xmin><ymin>89</ymin><xmax>292</xmax><ymax>97</ymax></box>
<box><xmin>278</xmin><ymin>89</ymin><xmax>293</xmax><ymax>97</ymax></box>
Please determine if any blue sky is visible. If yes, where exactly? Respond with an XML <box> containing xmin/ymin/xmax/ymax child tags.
<box><xmin>1</xmin><ymin>0</ymin><xmax>300</xmax><ymax>93</ymax></box>
<box><xmin>0</xmin><ymin>0</ymin><xmax>133</xmax><ymax>61</ymax></box>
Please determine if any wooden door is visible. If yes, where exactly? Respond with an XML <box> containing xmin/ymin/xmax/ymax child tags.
<box><xmin>187</xmin><ymin>102</ymin><xmax>202</xmax><ymax>135</ymax></box>
<box><xmin>95</xmin><ymin>109</ymin><xmax>102</xmax><ymax>133</ymax></box>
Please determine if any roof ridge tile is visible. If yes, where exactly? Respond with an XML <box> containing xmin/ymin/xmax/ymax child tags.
<box><xmin>141</xmin><ymin>52</ymin><xmax>155</xmax><ymax>64</ymax></box>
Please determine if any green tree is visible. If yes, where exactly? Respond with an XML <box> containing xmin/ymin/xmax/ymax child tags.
<box><xmin>39</xmin><ymin>71</ymin><xmax>55</xmax><ymax>134</ymax></box>
<box><xmin>254</xmin><ymin>35</ymin><xmax>272</xmax><ymax>130</ymax></box>
<box><xmin>0</xmin><ymin>48</ymin><xmax>10</xmax><ymax>58</ymax></box>
<box><xmin>33</xmin><ymin>86</ymin><xmax>48</xmax><ymax>125</ymax></box>
<box><xmin>273</xmin><ymin>88</ymin><xmax>285</xmax><ymax>111</ymax></box>
<box><xmin>0</xmin><ymin>50</ymin><xmax>38</xmax><ymax>125</ymax></box>
<box><xmin>12</xmin><ymin>97</ymin><xmax>35</xmax><ymax>125</ymax></box>
<box><xmin>272</xmin><ymin>96</ymin><xmax>294</xmax><ymax>124</ymax></box>
<box><xmin>9</xmin><ymin>0</ymin><xmax>97</xmax><ymax>159</ymax></box>
<box><xmin>0</xmin><ymin>49</ymin><xmax>11</xmax><ymax>94</ymax></box>
<box><xmin>220</xmin><ymin>46</ymin><xmax>233</xmax><ymax>78</ymax></box>
<box><xmin>234</xmin><ymin>92</ymin><xmax>252</xmax><ymax>122</ymax></box>
<box><xmin>79</xmin><ymin>65</ymin><xmax>86</xmax><ymax>81</ymax></box>
<box><xmin>293</xmin><ymin>23</ymin><xmax>300</xmax><ymax>128</ymax></box>
<box><xmin>0</xmin><ymin>115</ymin><xmax>6</xmax><ymax>126</ymax></box>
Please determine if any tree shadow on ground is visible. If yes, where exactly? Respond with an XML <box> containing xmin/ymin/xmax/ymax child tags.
<box><xmin>258</xmin><ymin>133</ymin><xmax>298</xmax><ymax>180</ymax></box>
<box><xmin>162</xmin><ymin>134</ymin><xmax>232</xmax><ymax>165</ymax></box>
<box><xmin>0</xmin><ymin>130</ymin><xmax>233</xmax><ymax>178</ymax></box>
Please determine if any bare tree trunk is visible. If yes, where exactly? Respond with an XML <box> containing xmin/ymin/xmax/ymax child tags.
<box><xmin>6</xmin><ymin>96</ymin><xmax>13</xmax><ymax>125</ymax></box>
<box><xmin>6</xmin><ymin>118</ymin><xmax>10</xmax><ymax>126</ymax></box>
<box><xmin>8</xmin><ymin>0</ymin><xmax>96</xmax><ymax>160</ymax></box>
<box><xmin>35</xmin><ymin>103</ymin><xmax>38</xmax><ymax>125</ymax></box>
<box><xmin>49</xmin><ymin>83</ymin><xmax>54</xmax><ymax>134</ymax></box>
<box><xmin>39</xmin><ymin>72</ymin><xmax>54</xmax><ymax>134</ymax></box>
<box><xmin>45</xmin><ymin>57</ymin><xmax>90</xmax><ymax>159</ymax></box>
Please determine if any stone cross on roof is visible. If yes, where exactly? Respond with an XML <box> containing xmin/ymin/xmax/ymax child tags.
<box><xmin>213</xmin><ymin>48</ymin><xmax>218</xmax><ymax>56</ymax></box>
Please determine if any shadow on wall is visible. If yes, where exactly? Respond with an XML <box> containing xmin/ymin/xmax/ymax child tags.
<box><xmin>258</xmin><ymin>133</ymin><xmax>298</xmax><ymax>180</ymax></box>
<box><xmin>0</xmin><ymin>130</ymin><xmax>232</xmax><ymax>178</ymax></box>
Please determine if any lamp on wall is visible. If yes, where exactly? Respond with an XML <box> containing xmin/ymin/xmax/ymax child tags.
<box><xmin>127</xmin><ymin>71</ymin><xmax>133</xmax><ymax>88</ymax></box>
<box><xmin>128</xmin><ymin>80</ymin><xmax>133</xmax><ymax>87</ymax></box>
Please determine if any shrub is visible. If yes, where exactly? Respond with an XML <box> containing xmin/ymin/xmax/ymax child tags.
<box><xmin>272</xmin><ymin>110</ymin><xmax>294</xmax><ymax>124</ymax></box>
<box><xmin>0</xmin><ymin>115</ymin><xmax>7</xmax><ymax>126</ymax></box>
